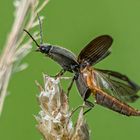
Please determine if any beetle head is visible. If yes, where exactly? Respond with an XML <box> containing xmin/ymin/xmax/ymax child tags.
<box><xmin>36</xmin><ymin>44</ymin><xmax>51</xmax><ymax>54</ymax></box>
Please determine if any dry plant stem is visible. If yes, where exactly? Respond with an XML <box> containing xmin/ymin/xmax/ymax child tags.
<box><xmin>0</xmin><ymin>0</ymin><xmax>31</xmax><ymax>116</ymax></box>
<box><xmin>16</xmin><ymin>0</ymin><xmax>49</xmax><ymax>47</ymax></box>
<box><xmin>0</xmin><ymin>0</ymin><xmax>49</xmax><ymax>116</ymax></box>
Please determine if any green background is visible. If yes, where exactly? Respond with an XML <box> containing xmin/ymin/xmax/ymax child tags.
<box><xmin>0</xmin><ymin>0</ymin><xmax>140</xmax><ymax>139</ymax></box>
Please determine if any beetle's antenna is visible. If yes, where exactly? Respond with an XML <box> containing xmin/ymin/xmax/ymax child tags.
<box><xmin>23</xmin><ymin>29</ymin><xmax>40</xmax><ymax>48</ymax></box>
<box><xmin>37</xmin><ymin>14</ymin><xmax>43</xmax><ymax>45</ymax></box>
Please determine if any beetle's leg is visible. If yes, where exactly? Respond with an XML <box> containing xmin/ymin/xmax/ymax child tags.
<box><xmin>83</xmin><ymin>100</ymin><xmax>95</xmax><ymax>115</ymax></box>
<box><xmin>55</xmin><ymin>69</ymin><xmax>66</xmax><ymax>78</ymax></box>
<box><xmin>70</xmin><ymin>105</ymin><xmax>84</xmax><ymax>118</ymax></box>
<box><xmin>66</xmin><ymin>76</ymin><xmax>75</xmax><ymax>96</ymax></box>
<box><xmin>70</xmin><ymin>101</ymin><xmax>94</xmax><ymax>117</ymax></box>
<box><xmin>66</xmin><ymin>72</ymin><xmax>79</xmax><ymax>96</ymax></box>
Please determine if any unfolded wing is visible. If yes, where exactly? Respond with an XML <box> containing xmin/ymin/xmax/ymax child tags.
<box><xmin>93</xmin><ymin>68</ymin><xmax>140</xmax><ymax>103</ymax></box>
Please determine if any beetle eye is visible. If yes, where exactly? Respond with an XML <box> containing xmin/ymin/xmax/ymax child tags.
<box><xmin>42</xmin><ymin>47</ymin><xmax>45</xmax><ymax>50</ymax></box>
<box><xmin>39</xmin><ymin>45</ymin><xmax>51</xmax><ymax>54</ymax></box>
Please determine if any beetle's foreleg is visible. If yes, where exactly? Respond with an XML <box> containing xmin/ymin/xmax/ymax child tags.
<box><xmin>55</xmin><ymin>69</ymin><xmax>66</xmax><ymax>78</ymax></box>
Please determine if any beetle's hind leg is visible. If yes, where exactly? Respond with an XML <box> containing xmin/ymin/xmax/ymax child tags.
<box><xmin>70</xmin><ymin>101</ymin><xmax>95</xmax><ymax>117</ymax></box>
<box><xmin>83</xmin><ymin>100</ymin><xmax>95</xmax><ymax>115</ymax></box>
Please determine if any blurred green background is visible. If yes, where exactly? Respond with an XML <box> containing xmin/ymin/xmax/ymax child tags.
<box><xmin>0</xmin><ymin>0</ymin><xmax>140</xmax><ymax>139</ymax></box>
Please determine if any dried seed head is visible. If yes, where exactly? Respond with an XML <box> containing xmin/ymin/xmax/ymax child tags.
<box><xmin>35</xmin><ymin>75</ymin><xmax>90</xmax><ymax>140</ymax></box>
<box><xmin>71</xmin><ymin>108</ymin><xmax>90</xmax><ymax>140</ymax></box>
<box><xmin>36</xmin><ymin>75</ymin><xmax>73</xmax><ymax>140</ymax></box>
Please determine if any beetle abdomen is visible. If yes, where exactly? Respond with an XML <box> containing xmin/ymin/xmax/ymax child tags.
<box><xmin>95</xmin><ymin>92</ymin><xmax>140</xmax><ymax>116</ymax></box>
